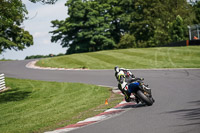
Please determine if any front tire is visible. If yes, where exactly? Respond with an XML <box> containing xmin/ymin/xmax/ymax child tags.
<box><xmin>136</xmin><ymin>90</ymin><xmax>153</xmax><ymax>106</ymax></box>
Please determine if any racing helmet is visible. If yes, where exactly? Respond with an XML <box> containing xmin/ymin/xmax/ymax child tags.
<box><xmin>114</xmin><ymin>66</ymin><xmax>120</xmax><ymax>73</ymax></box>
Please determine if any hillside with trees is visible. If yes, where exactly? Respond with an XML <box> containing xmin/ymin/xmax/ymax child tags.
<box><xmin>50</xmin><ymin>0</ymin><xmax>199</xmax><ymax>54</ymax></box>
<box><xmin>1</xmin><ymin>0</ymin><xmax>200</xmax><ymax>55</ymax></box>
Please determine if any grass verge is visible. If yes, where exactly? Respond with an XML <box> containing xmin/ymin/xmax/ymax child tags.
<box><xmin>36</xmin><ymin>46</ymin><xmax>200</xmax><ymax>69</ymax></box>
<box><xmin>0</xmin><ymin>78</ymin><xmax>122</xmax><ymax>133</ymax></box>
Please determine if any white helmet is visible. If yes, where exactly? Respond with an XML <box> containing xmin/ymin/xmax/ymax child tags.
<box><xmin>114</xmin><ymin>66</ymin><xmax>120</xmax><ymax>73</ymax></box>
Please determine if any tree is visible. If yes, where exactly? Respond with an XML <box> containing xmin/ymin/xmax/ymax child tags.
<box><xmin>193</xmin><ymin>1</ymin><xmax>200</xmax><ymax>24</ymax></box>
<box><xmin>50</xmin><ymin>0</ymin><xmax>116</xmax><ymax>54</ymax></box>
<box><xmin>118</xmin><ymin>33</ymin><xmax>136</xmax><ymax>48</ymax></box>
<box><xmin>169</xmin><ymin>15</ymin><xmax>187</xmax><ymax>42</ymax></box>
<box><xmin>0</xmin><ymin>0</ymin><xmax>33</xmax><ymax>54</ymax></box>
<box><xmin>50</xmin><ymin>0</ymin><xmax>196</xmax><ymax>53</ymax></box>
<box><xmin>129</xmin><ymin>0</ymin><xmax>159</xmax><ymax>42</ymax></box>
<box><xmin>129</xmin><ymin>0</ymin><xmax>193</xmax><ymax>47</ymax></box>
<box><xmin>106</xmin><ymin>0</ymin><xmax>135</xmax><ymax>44</ymax></box>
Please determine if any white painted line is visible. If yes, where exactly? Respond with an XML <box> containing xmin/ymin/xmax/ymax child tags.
<box><xmin>77</xmin><ymin>115</ymin><xmax>107</xmax><ymax>123</ymax></box>
<box><xmin>104</xmin><ymin>108</ymin><xmax>124</xmax><ymax>113</ymax></box>
<box><xmin>45</xmin><ymin>128</ymin><xmax>77</xmax><ymax>133</ymax></box>
<box><xmin>26</xmin><ymin>60</ymin><xmax>88</xmax><ymax>71</ymax></box>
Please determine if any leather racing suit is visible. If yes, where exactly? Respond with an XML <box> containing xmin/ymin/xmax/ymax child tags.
<box><xmin>115</xmin><ymin>67</ymin><xmax>142</xmax><ymax>102</ymax></box>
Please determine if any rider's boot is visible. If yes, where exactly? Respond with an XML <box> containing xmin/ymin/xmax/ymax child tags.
<box><xmin>134</xmin><ymin>97</ymin><xmax>140</xmax><ymax>104</ymax></box>
<box><xmin>124</xmin><ymin>90</ymin><xmax>131</xmax><ymax>102</ymax></box>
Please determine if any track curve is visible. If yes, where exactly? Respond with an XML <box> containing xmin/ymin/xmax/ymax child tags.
<box><xmin>0</xmin><ymin>60</ymin><xmax>200</xmax><ymax>133</ymax></box>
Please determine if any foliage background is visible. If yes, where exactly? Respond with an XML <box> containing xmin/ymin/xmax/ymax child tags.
<box><xmin>50</xmin><ymin>0</ymin><xmax>199</xmax><ymax>54</ymax></box>
<box><xmin>1</xmin><ymin>0</ymin><xmax>200</xmax><ymax>56</ymax></box>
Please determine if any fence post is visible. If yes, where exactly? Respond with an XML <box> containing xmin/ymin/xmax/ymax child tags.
<box><xmin>186</xmin><ymin>40</ymin><xmax>189</xmax><ymax>46</ymax></box>
<box><xmin>0</xmin><ymin>74</ymin><xmax>6</xmax><ymax>91</ymax></box>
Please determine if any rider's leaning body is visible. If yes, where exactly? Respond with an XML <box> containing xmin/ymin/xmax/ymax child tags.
<box><xmin>114</xmin><ymin>66</ymin><xmax>143</xmax><ymax>102</ymax></box>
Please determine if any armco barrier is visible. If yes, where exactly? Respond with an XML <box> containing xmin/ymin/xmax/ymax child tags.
<box><xmin>0</xmin><ymin>74</ymin><xmax>6</xmax><ymax>91</ymax></box>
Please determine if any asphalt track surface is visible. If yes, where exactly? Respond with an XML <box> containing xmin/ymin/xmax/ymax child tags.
<box><xmin>0</xmin><ymin>60</ymin><xmax>200</xmax><ymax>133</ymax></box>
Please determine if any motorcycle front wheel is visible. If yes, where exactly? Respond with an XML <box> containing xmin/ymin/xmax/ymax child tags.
<box><xmin>136</xmin><ymin>90</ymin><xmax>153</xmax><ymax>106</ymax></box>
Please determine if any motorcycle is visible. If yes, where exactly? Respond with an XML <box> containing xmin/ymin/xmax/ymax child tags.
<box><xmin>114</xmin><ymin>67</ymin><xmax>154</xmax><ymax>106</ymax></box>
<box><xmin>132</xmin><ymin>78</ymin><xmax>155</xmax><ymax>106</ymax></box>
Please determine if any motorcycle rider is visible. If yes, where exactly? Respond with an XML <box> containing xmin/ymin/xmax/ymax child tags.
<box><xmin>114</xmin><ymin>66</ymin><xmax>142</xmax><ymax>103</ymax></box>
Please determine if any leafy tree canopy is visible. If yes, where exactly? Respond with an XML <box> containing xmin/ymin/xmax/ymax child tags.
<box><xmin>51</xmin><ymin>0</ymin><xmax>116</xmax><ymax>54</ymax></box>
<box><xmin>169</xmin><ymin>15</ymin><xmax>187</xmax><ymax>42</ymax></box>
<box><xmin>0</xmin><ymin>0</ymin><xmax>61</xmax><ymax>54</ymax></box>
<box><xmin>0</xmin><ymin>0</ymin><xmax>33</xmax><ymax>54</ymax></box>
<box><xmin>193</xmin><ymin>1</ymin><xmax>200</xmax><ymax>23</ymax></box>
<box><xmin>50</xmin><ymin>0</ymin><xmax>198</xmax><ymax>54</ymax></box>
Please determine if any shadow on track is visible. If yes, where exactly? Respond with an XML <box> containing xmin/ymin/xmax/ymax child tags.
<box><xmin>115</xmin><ymin>102</ymin><xmax>148</xmax><ymax>110</ymax></box>
<box><xmin>165</xmin><ymin>100</ymin><xmax>200</xmax><ymax>126</ymax></box>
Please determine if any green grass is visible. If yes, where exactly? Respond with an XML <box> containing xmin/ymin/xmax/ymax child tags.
<box><xmin>0</xmin><ymin>59</ymin><xmax>13</xmax><ymax>61</ymax></box>
<box><xmin>0</xmin><ymin>78</ymin><xmax>122</xmax><ymax>133</ymax></box>
<box><xmin>36</xmin><ymin>46</ymin><xmax>200</xmax><ymax>69</ymax></box>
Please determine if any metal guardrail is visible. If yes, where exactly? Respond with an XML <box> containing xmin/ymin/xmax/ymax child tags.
<box><xmin>0</xmin><ymin>74</ymin><xmax>6</xmax><ymax>91</ymax></box>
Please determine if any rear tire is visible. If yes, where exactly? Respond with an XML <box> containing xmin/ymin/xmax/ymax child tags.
<box><xmin>136</xmin><ymin>90</ymin><xmax>153</xmax><ymax>106</ymax></box>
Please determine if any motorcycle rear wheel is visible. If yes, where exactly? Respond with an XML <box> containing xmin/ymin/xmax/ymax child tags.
<box><xmin>136</xmin><ymin>90</ymin><xmax>153</xmax><ymax>106</ymax></box>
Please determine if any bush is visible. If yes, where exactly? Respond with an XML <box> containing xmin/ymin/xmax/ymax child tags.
<box><xmin>118</xmin><ymin>34</ymin><xmax>137</xmax><ymax>48</ymax></box>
